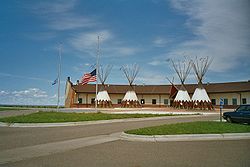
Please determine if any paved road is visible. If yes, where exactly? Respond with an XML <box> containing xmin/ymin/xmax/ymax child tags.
<box><xmin>1</xmin><ymin>114</ymin><xmax>249</xmax><ymax>167</ymax></box>
<box><xmin>3</xmin><ymin>139</ymin><xmax>249</xmax><ymax>167</ymax></box>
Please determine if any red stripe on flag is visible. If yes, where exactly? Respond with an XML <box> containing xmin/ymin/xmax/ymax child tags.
<box><xmin>81</xmin><ymin>76</ymin><xmax>97</xmax><ymax>85</ymax></box>
<box><xmin>80</xmin><ymin>69</ymin><xmax>97</xmax><ymax>85</ymax></box>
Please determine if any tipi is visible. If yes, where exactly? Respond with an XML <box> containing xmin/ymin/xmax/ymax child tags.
<box><xmin>170</xmin><ymin>58</ymin><xmax>192</xmax><ymax>109</ymax></box>
<box><xmin>166</xmin><ymin>77</ymin><xmax>178</xmax><ymax>107</ymax></box>
<box><xmin>121</xmin><ymin>64</ymin><xmax>140</xmax><ymax>108</ymax></box>
<box><xmin>191</xmin><ymin>57</ymin><xmax>213</xmax><ymax>110</ymax></box>
<box><xmin>96</xmin><ymin>65</ymin><xmax>113</xmax><ymax>108</ymax></box>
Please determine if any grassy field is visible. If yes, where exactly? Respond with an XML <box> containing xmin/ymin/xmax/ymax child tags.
<box><xmin>0</xmin><ymin>105</ymin><xmax>64</xmax><ymax>111</ymax></box>
<box><xmin>0</xmin><ymin>111</ymin><xmax>177</xmax><ymax>123</ymax></box>
<box><xmin>126</xmin><ymin>121</ymin><xmax>250</xmax><ymax>135</ymax></box>
<box><xmin>0</xmin><ymin>107</ymin><xmax>26</xmax><ymax>111</ymax></box>
<box><xmin>0</xmin><ymin>105</ymin><xmax>63</xmax><ymax>109</ymax></box>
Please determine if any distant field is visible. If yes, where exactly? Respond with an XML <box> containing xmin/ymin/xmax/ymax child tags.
<box><xmin>0</xmin><ymin>105</ymin><xmax>64</xmax><ymax>109</ymax></box>
<box><xmin>0</xmin><ymin>107</ymin><xmax>26</xmax><ymax>111</ymax></box>
<box><xmin>126</xmin><ymin>121</ymin><xmax>250</xmax><ymax>135</ymax></box>
<box><xmin>0</xmin><ymin>111</ymin><xmax>177</xmax><ymax>123</ymax></box>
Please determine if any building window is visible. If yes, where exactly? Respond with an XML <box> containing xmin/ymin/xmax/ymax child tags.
<box><xmin>211</xmin><ymin>99</ymin><xmax>216</xmax><ymax>105</ymax></box>
<box><xmin>117</xmin><ymin>99</ymin><xmax>122</xmax><ymax>104</ymax></box>
<box><xmin>224</xmin><ymin>98</ymin><xmax>228</xmax><ymax>105</ymax></box>
<box><xmin>91</xmin><ymin>98</ymin><xmax>95</xmax><ymax>104</ymax></box>
<box><xmin>141</xmin><ymin>99</ymin><xmax>145</xmax><ymax>104</ymax></box>
<box><xmin>164</xmin><ymin>99</ymin><xmax>168</xmax><ymax>105</ymax></box>
<box><xmin>152</xmin><ymin>99</ymin><xmax>157</xmax><ymax>104</ymax></box>
<box><xmin>242</xmin><ymin>98</ymin><xmax>247</xmax><ymax>104</ymax></box>
<box><xmin>232</xmin><ymin>98</ymin><xmax>237</xmax><ymax>105</ymax></box>
<box><xmin>78</xmin><ymin>98</ymin><xmax>82</xmax><ymax>104</ymax></box>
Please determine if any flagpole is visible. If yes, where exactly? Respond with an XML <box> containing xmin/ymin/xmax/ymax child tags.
<box><xmin>57</xmin><ymin>43</ymin><xmax>62</xmax><ymax>112</ymax></box>
<box><xmin>95</xmin><ymin>36</ymin><xmax>100</xmax><ymax>112</ymax></box>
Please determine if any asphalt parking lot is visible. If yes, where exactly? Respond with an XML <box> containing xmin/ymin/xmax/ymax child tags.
<box><xmin>0</xmin><ymin>112</ymin><xmax>249</xmax><ymax>167</ymax></box>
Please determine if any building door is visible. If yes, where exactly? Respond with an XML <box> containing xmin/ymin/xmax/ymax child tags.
<box><xmin>141</xmin><ymin>99</ymin><xmax>145</xmax><ymax>105</ymax></box>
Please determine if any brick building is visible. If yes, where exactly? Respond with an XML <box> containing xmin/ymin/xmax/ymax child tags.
<box><xmin>65</xmin><ymin>77</ymin><xmax>250</xmax><ymax>108</ymax></box>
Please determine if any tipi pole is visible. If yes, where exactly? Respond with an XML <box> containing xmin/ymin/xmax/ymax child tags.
<box><xmin>95</xmin><ymin>36</ymin><xmax>100</xmax><ymax>112</ymax></box>
<box><xmin>57</xmin><ymin>43</ymin><xmax>62</xmax><ymax>112</ymax></box>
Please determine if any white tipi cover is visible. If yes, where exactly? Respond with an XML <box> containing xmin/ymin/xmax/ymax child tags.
<box><xmin>174</xmin><ymin>90</ymin><xmax>191</xmax><ymax>102</ymax></box>
<box><xmin>123</xmin><ymin>91</ymin><xmax>138</xmax><ymax>101</ymax></box>
<box><xmin>96</xmin><ymin>90</ymin><xmax>111</xmax><ymax>101</ymax></box>
<box><xmin>192</xmin><ymin>88</ymin><xmax>211</xmax><ymax>102</ymax></box>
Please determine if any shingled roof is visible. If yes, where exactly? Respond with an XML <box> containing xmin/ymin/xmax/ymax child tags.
<box><xmin>71</xmin><ymin>81</ymin><xmax>250</xmax><ymax>95</ymax></box>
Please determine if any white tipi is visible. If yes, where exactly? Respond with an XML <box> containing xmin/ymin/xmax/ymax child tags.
<box><xmin>170</xmin><ymin>58</ymin><xmax>192</xmax><ymax>108</ymax></box>
<box><xmin>96</xmin><ymin>65</ymin><xmax>113</xmax><ymax>108</ymax></box>
<box><xmin>191</xmin><ymin>57</ymin><xmax>213</xmax><ymax>110</ymax></box>
<box><xmin>121</xmin><ymin>64</ymin><xmax>140</xmax><ymax>108</ymax></box>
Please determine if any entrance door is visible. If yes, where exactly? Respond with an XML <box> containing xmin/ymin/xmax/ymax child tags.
<box><xmin>141</xmin><ymin>99</ymin><xmax>145</xmax><ymax>105</ymax></box>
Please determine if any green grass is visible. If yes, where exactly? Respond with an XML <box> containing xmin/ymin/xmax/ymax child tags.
<box><xmin>126</xmin><ymin>121</ymin><xmax>250</xmax><ymax>135</ymax></box>
<box><xmin>0</xmin><ymin>107</ymin><xmax>26</xmax><ymax>111</ymax></box>
<box><xmin>0</xmin><ymin>105</ymin><xmax>64</xmax><ymax>109</ymax></box>
<box><xmin>0</xmin><ymin>111</ymin><xmax>176</xmax><ymax>123</ymax></box>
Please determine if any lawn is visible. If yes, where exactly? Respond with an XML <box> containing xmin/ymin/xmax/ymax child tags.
<box><xmin>126</xmin><ymin>121</ymin><xmax>250</xmax><ymax>135</ymax></box>
<box><xmin>0</xmin><ymin>111</ymin><xmax>176</xmax><ymax>123</ymax></box>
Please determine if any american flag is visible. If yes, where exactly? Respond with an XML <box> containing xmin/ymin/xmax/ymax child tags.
<box><xmin>80</xmin><ymin>69</ymin><xmax>97</xmax><ymax>85</ymax></box>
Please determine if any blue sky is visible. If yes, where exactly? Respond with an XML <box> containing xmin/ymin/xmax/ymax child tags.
<box><xmin>0</xmin><ymin>0</ymin><xmax>249</xmax><ymax>105</ymax></box>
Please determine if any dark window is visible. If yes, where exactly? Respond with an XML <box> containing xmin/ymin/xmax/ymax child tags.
<box><xmin>117</xmin><ymin>99</ymin><xmax>122</xmax><ymax>104</ymax></box>
<box><xmin>141</xmin><ymin>99</ymin><xmax>145</xmax><ymax>104</ymax></box>
<box><xmin>211</xmin><ymin>99</ymin><xmax>216</xmax><ymax>105</ymax></box>
<box><xmin>164</xmin><ymin>99</ymin><xmax>168</xmax><ymax>105</ymax></box>
<box><xmin>237</xmin><ymin>105</ymin><xmax>246</xmax><ymax>111</ymax></box>
<box><xmin>224</xmin><ymin>98</ymin><xmax>228</xmax><ymax>105</ymax></box>
<box><xmin>91</xmin><ymin>98</ymin><xmax>95</xmax><ymax>104</ymax></box>
<box><xmin>232</xmin><ymin>98</ymin><xmax>237</xmax><ymax>105</ymax></box>
<box><xmin>242</xmin><ymin>98</ymin><xmax>247</xmax><ymax>104</ymax></box>
<box><xmin>237</xmin><ymin>105</ymin><xmax>250</xmax><ymax>112</ymax></box>
<box><xmin>152</xmin><ymin>99</ymin><xmax>157</xmax><ymax>104</ymax></box>
<box><xmin>78</xmin><ymin>98</ymin><xmax>82</xmax><ymax>104</ymax></box>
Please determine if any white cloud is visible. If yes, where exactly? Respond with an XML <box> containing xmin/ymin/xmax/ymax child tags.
<box><xmin>70</xmin><ymin>30</ymin><xmax>113</xmax><ymax>53</ymax></box>
<box><xmin>69</xmin><ymin>30</ymin><xmax>140</xmax><ymax>57</ymax></box>
<box><xmin>137</xmin><ymin>75</ymin><xmax>166</xmax><ymax>85</ymax></box>
<box><xmin>30</xmin><ymin>0</ymin><xmax>96</xmax><ymax>31</ymax></box>
<box><xmin>72</xmin><ymin>63</ymin><xmax>95</xmax><ymax>73</ymax></box>
<box><xmin>148</xmin><ymin>60</ymin><xmax>162</xmax><ymax>66</ymax></box>
<box><xmin>0</xmin><ymin>88</ymin><xmax>64</xmax><ymax>105</ymax></box>
<box><xmin>12</xmin><ymin>88</ymin><xmax>48</xmax><ymax>98</ymax></box>
<box><xmin>153</xmin><ymin>37</ymin><xmax>169</xmax><ymax>47</ymax></box>
<box><xmin>148</xmin><ymin>58</ymin><xmax>169</xmax><ymax>66</ymax></box>
<box><xmin>169</xmin><ymin>0</ymin><xmax>250</xmax><ymax>72</ymax></box>
<box><xmin>0</xmin><ymin>91</ymin><xmax>9</xmax><ymax>96</ymax></box>
<box><xmin>136</xmin><ymin>68</ymin><xmax>168</xmax><ymax>85</ymax></box>
<box><xmin>29</xmin><ymin>1</ymin><xmax>140</xmax><ymax>57</ymax></box>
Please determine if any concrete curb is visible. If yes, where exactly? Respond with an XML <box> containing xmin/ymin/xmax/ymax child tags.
<box><xmin>120</xmin><ymin>132</ymin><xmax>250</xmax><ymax>142</ymax></box>
<box><xmin>0</xmin><ymin>115</ymin><xmax>204</xmax><ymax>128</ymax></box>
